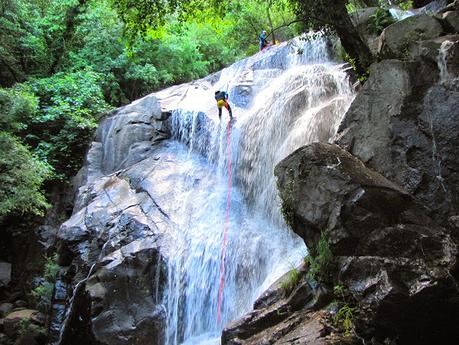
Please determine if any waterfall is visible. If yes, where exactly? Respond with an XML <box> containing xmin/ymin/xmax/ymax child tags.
<box><xmin>437</xmin><ymin>40</ymin><xmax>456</xmax><ymax>83</ymax></box>
<box><xmin>157</xmin><ymin>35</ymin><xmax>355</xmax><ymax>345</ymax></box>
<box><xmin>388</xmin><ymin>0</ymin><xmax>448</xmax><ymax>20</ymax></box>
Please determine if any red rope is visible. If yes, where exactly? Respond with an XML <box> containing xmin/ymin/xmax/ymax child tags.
<box><xmin>217</xmin><ymin>121</ymin><xmax>233</xmax><ymax>324</ymax></box>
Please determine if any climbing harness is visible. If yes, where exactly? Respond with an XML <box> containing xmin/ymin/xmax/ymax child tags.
<box><xmin>217</xmin><ymin>120</ymin><xmax>233</xmax><ymax>324</ymax></box>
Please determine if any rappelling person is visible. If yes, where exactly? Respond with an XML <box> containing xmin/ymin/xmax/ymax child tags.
<box><xmin>259</xmin><ymin>30</ymin><xmax>269</xmax><ymax>51</ymax></box>
<box><xmin>214</xmin><ymin>90</ymin><xmax>233</xmax><ymax>121</ymax></box>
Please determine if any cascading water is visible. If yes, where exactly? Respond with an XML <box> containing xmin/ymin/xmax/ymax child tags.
<box><xmin>157</xmin><ymin>34</ymin><xmax>355</xmax><ymax>345</ymax></box>
<box><xmin>388</xmin><ymin>0</ymin><xmax>448</xmax><ymax>20</ymax></box>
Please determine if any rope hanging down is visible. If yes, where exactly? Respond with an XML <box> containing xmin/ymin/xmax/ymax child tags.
<box><xmin>217</xmin><ymin>120</ymin><xmax>233</xmax><ymax>324</ymax></box>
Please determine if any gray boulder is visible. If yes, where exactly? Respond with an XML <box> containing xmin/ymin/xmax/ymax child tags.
<box><xmin>378</xmin><ymin>14</ymin><xmax>444</xmax><ymax>58</ymax></box>
<box><xmin>336</xmin><ymin>59</ymin><xmax>459</xmax><ymax>224</ymax></box>
<box><xmin>76</xmin><ymin>94</ymin><xmax>171</xmax><ymax>191</ymax></box>
<box><xmin>275</xmin><ymin>142</ymin><xmax>459</xmax><ymax>343</ymax></box>
<box><xmin>222</xmin><ymin>264</ymin><xmax>355</xmax><ymax>345</ymax></box>
<box><xmin>408</xmin><ymin>34</ymin><xmax>459</xmax><ymax>70</ymax></box>
<box><xmin>442</xmin><ymin>11</ymin><xmax>459</xmax><ymax>32</ymax></box>
<box><xmin>59</xmin><ymin>238</ymin><xmax>166</xmax><ymax>345</ymax></box>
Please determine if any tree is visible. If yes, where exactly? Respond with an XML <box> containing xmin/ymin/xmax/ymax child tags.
<box><xmin>289</xmin><ymin>0</ymin><xmax>373</xmax><ymax>76</ymax></box>
<box><xmin>110</xmin><ymin>0</ymin><xmax>224</xmax><ymax>42</ymax></box>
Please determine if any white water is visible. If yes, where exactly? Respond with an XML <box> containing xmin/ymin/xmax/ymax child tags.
<box><xmin>388</xmin><ymin>0</ymin><xmax>448</xmax><ymax>20</ymax></box>
<box><xmin>158</xmin><ymin>35</ymin><xmax>355</xmax><ymax>345</ymax></box>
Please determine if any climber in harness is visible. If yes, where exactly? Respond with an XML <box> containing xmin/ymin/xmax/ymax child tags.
<box><xmin>259</xmin><ymin>30</ymin><xmax>269</xmax><ymax>51</ymax></box>
<box><xmin>215</xmin><ymin>90</ymin><xmax>233</xmax><ymax>121</ymax></box>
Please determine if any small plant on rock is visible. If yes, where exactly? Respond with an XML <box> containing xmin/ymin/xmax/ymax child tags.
<box><xmin>306</xmin><ymin>232</ymin><xmax>333</xmax><ymax>281</ymax></box>
<box><xmin>368</xmin><ymin>8</ymin><xmax>396</xmax><ymax>35</ymax></box>
<box><xmin>330</xmin><ymin>283</ymin><xmax>357</xmax><ymax>337</ymax></box>
<box><xmin>333</xmin><ymin>304</ymin><xmax>355</xmax><ymax>336</ymax></box>
<box><xmin>32</xmin><ymin>254</ymin><xmax>59</xmax><ymax>312</ymax></box>
<box><xmin>399</xmin><ymin>0</ymin><xmax>413</xmax><ymax>11</ymax></box>
<box><xmin>280</xmin><ymin>267</ymin><xmax>300</xmax><ymax>295</ymax></box>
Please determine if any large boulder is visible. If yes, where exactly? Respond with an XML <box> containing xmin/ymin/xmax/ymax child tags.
<box><xmin>78</xmin><ymin>94</ymin><xmax>171</xmax><ymax>188</ymax></box>
<box><xmin>2</xmin><ymin>309</ymin><xmax>45</xmax><ymax>338</ymax></box>
<box><xmin>336</xmin><ymin>58</ymin><xmax>459</xmax><ymax>225</ymax></box>
<box><xmin>59</xmin><ymin>238</ymin><xmax>166</xmax><ymax>345</ymax></box>
<box><xmin>378</xmin><ymin>14</ymin><xmax>444</xmax><ymax>58</ymax></box>
<box><xmin>275</xmin><ymin>143</ymin><xmax>459</xmax><ymax>343</ymax></box>
<box><xmin>408</xmin><ymin>34</ymin><xmax>459</xmax><ymax>73</ymax></box>
<box><xmin>442</xmin><ymin>10</ymin><xmax>459</xmax><ymax>32</ymax></box>
<box><xmin>275</xmin><ymin>143</ymin><xmax>448</xmax><ymax>257</ymax></box>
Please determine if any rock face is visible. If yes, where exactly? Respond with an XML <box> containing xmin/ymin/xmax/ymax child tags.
<box><xmin>77</xmin><ymin>94</ymin><xmax>170</xmax><ymax>187</ymax></box>
<box><xmin>336</xmin><ymin>50</ymin><xmax>459</xmax><ymax>225</ymax></box>
<box><xmin>275</xmin><ymin>143</ymin><xmax>459</xmax><ymax>343</ymax></box>
<box><xmin>222</xmin><ymin>266</ymin><xmax>355</xmax><ymax>345</ymax></box>
<box><xmin>378</xmin><ymin>14</ymin><xmax>444</xmax><ymax>58</ymax></box>
<box><xmin>53</xmin><ymin>90</ymin><xmax>179</xmax><ymax>344</ymax></box>
<box><xmin>55</xmin><ymin>153</ymin><xmax>177</xmax><ymax>344</ymax></box>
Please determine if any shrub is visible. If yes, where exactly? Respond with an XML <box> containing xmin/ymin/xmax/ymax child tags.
<box><xmin>0</xmin><ymin>132</ymin><xmax>51</xmax><ymax>217</ymax></box>
<box><xmin>0</xmin><ymin>87</ymin><xmax>38</xmax><ymax>132</ymax></box>
<box><xmin>368</xmin><ymin>8</ymin><xmax>395</xmax><ymax>35</ymax></box>
<box><xmin>306</xmin><ymin>232</ymin><xmax>333</xmax><ymax>280</ymax></box>
<box><xmin>333</xmin><ymin>304</ymin><xmax>355</xmax><ymax>336</ymax></box>
<box><xmin>26</xmin><ymin>70</ymin><xmax>112</xmax><ymax>178</ymax></box>
<box><xmin>33</xmin><ymin>254</ymin><xmax>59</xmax><ymax>312</ymax></box>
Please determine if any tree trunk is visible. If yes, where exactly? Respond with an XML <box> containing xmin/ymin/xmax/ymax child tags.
<box><xmin>332</xmin><ymin>1</ymin><xmax>373</xmax><ymax>76</ymax></box>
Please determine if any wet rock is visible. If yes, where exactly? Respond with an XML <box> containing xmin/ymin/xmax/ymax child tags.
<box><xmin>60</xmin><ymin>238</ymin><xmax>166</xmax><ymax>345</ymax></box>
<box><xmin>75</xmin><ymin>94</ymin><xmax>171</xmax><ymax>189</ymax></box>
<box><xmin>275</xmin><ymin>142</ymin><xmax>459</xmax><ymax>343</ymax></box>
<box><xmin>336</xmin><ymin>59</ymin><xmax>459</xmax><ymax>224</ymax></box>
<box><xmin>442</xmin><ymin>11</ymin><xmax>459</xmax><ymax>32</ymax></box>
<box><xmin>378</xmin><ymin>14</ymin><xmax>444</xmax><ymax>58</ymax></box>
<box><xmin>0</xmin><ymin>263</ymin><xmax>11</xmax><ymax>288</ymax></box>
<box><xmin>222</xmin><ymin>268</ymin><xmax>321</xmax><ymax>345</ymax></box>
<box><xmin>408</xmin><ymin>34</ymin><xmax>459</xmax><ymax>68</ymax></box>
<box><xmin>56</xmin><ymin>143</ymin><xmax>213</xmax><ymax>344</ymax></box>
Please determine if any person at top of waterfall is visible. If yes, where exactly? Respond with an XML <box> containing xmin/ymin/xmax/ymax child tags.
<box><xmin>214</xmin><ymin>90</ymin><xmax>233</xmax><ymax>121</ymax></box>
<box><xmin>259</xmin><ymin>30</ymin><xmax>269</xmax><ymax>51</ymax></box>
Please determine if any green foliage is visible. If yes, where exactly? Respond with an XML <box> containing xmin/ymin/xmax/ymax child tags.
<box><xmin>0</xmin><ymin>132</ymin><xmax>51</xmax><ymax>217</ymax></box>
<box><xmin>110</xmin><ymin>0</ymin><xmax>224</xmax><ymax>41</ymax></box>
<box><xmin>343</xmin><ymin>52</ymin><xmax>369</xmax><ymax>83</ymax></box>
<box><xmin>33</xmin><ymin>254</ymin><xmax>59</xmax><ymax>312</ymax></box>
<box><xmin>280</xmin><ymin>267</ymin><xmax>300</xmax><ymax>294</ymax></box>
<box><xmin>0</xmin><ymin>87</ymin><xmax>38</xmax><ymax>132</ymax></box>
<box><xmin>399</xmin><ymin>1</ymin><xmax>413</xmax><ymax>11</ymax></box>
<box><xmin>333</xmin><ymin>283</ymin><xmax>347</xmax><ymax>298</ymax></box>
<box><xmin>26</xmin><ymin>70</ymin><xmax>111</xmax><ymax>177</ymax></box>
<box><xmin>18</xmin><ymin>317</ymin><xmax>47</xmax><ymax>339</ymax></box>
<box><xmin>368</xmin><ymin>8</ymin><xmax>395</xmax><ymax>35</ymax></box>
<box><xmin>305</xmin><ymin>232</ymin><xmax>333</xmax><ymax>280</ymax></box>
<box><xmin>333</xmin><ymin>304</ymin><xmax>355</xmax><ymax>336</ymax></box>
